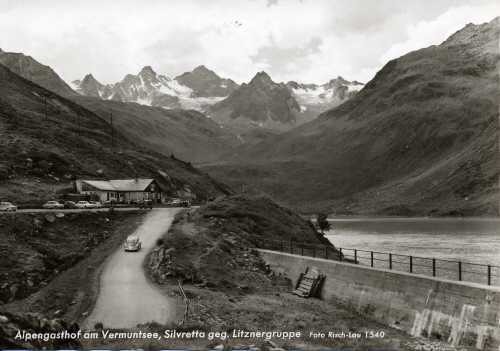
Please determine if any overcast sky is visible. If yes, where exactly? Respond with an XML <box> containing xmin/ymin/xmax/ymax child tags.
<box><xmin>0</xmin><ymin>0</ymin><xmax>498</xmax><ymax>85</ymax></box>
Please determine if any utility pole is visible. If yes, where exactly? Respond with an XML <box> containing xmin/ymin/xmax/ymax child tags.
<box><xmin>111</xmin><ymin>113</ymin><xmax>114</xmax><ymax>148</ymax></box>
<box><xmin>77</xmin><ymin>106</ymin><xmax>80</xmax><ymax>136</ymax></box>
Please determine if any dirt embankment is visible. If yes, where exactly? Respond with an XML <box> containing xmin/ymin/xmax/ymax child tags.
<box><xmin>1</xmin><ymin>209</ymin><xmax>147</xmax><ymax>324</ymax></box>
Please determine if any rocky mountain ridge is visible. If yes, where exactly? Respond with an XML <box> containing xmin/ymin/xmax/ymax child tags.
<box><xmin>206</xmin><ymin>71</ymin><xmax>304</xmax><ymax>130</ymax></box>
<box><xmin>205</xmin><ymin>71</ymin><xmax>364</xmax><ymax>130</ymax></box>
<box><xmin>0</xmin><ymin>48</ymin><xmax>77</xmax><ymax>97</ymax></box>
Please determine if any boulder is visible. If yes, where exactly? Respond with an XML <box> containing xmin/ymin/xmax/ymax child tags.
<box><xmin>45</xmin><ymin>214</ymin><xmax>56</xmax><ymax>223</ymax></box>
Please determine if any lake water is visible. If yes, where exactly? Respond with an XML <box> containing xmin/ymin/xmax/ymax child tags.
<box><xmin>323</xmin><ymin>218</ymin><xmax>500</xmax><ymax>285</ymax></box>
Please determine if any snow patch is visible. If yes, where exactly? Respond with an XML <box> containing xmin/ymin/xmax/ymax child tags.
<box><xmin>347</xmin><ymin>84</ymin><xmax>364</xmax><ymax>92</ymax></box>
<box><xmin>136</xmin><ymin>97</ymin><xmax>152</xmax><ymax>106</ymax></box>
<box><xmin>169</xmin><ymin>80</ymin><xmax>193</xmax><ymax>96</ymax></box>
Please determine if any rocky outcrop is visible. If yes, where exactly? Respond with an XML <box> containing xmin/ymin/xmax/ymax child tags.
<box><xmin>0</xmin><ymin>310</ymin><xmax>81</xmax><ymax>350</ymax></box>
<box><xmin>149</xmin><ymin>245</ymin><xmax>196</xmax><ymax>283</ymax></box>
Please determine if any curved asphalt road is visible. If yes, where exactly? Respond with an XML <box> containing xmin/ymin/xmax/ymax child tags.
<box><xmin>83</xmin><ymin>208</ymin><xmax>180</xmax><ymax>329</ymax></box>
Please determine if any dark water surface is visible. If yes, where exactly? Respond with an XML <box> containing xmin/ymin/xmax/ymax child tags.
<box><xmin>324</xmin><ymin>218</ymin><xmax>500</xmax><ymax>284</ymax></box>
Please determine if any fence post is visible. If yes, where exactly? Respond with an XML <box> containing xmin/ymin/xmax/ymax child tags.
<box><xmin>389</xmin><ymin>253</ymin><xmax>392</xmax><ymax>270</ymax></box>
<box><xmin>433</xmin><ymin>258</ymin><xmax>436</xmax><ymax>277</ymax></box>
<box><xmin>313</xmin><ymin>245</ymin><xmax>315</xmax><ymax>258</ymax></box>
<box><xmin>371</xmin><ymin>251</ymin><xmax>374</xmax><ymax>267</ymax></box>
<box><xmin>339</xmin><ymin>248</ymin><xmax>342</xmax><ymax>262</ymax></box>
<box><xmin>354</xmin><ymin>249</ymin><xmax>357</xmax><ymax>263</ymax></box>
<box><xmin>263</xmin><ymin>239</ymin><xmax>266</xmax><ymax>249</ymax></box>
<box><xmin>325</xmin><ymin>246</ymin><xmax>328</xmax><ymax>260</ymax></box>
<box><xmin>410</xmin><ymin>256</ymin><xmax>413</xmax><ymax>273</ymax></box>
<box><xmin>488</xmin><ymin>265</ymin><xmax>491</xmax><ymax>286</ymax></box>
<box><xmin>458</xmin><ymin>261</ymin><xmax>462</xmax><ymax>281</ymax></box>
<box><xmin>301</xmin><ymin>243</ymin><xmax>304</xmax><ymax>256</ymax></box>
<box><xmin>290</xmin><ymin>241</ymin><xmax>293</xmax><ymax>254</ymax></box>
<box><xmin>280</xmin><ymin>241</ymin><xmax>283</xmax><ymax>252</ymax></box>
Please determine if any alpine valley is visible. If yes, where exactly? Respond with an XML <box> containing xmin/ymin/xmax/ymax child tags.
<box><xmin>0</xmin><ymin>17</ymin><xmax>498</xmax><ymax>217</ymax></box>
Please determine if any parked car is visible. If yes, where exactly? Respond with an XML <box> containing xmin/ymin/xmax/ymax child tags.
<box><xmin>89</xmin><ymin>201</ymin><xmax>102</xmax><ymax>208</ymax></box>
<box><xmin>124</xmin><ymin>235</ymin><xmax>141</xmax><ymax>251</ymax></box>
<box><xmin>178</xmin><ymin>200</ymin><xmax>191</xmax><ymax>208</ymax></box>
<box><xmin>43</xmin><ymin>201</ymin><xmax>64</xmax><ymax>210</ymax></box>
<box><xmin>75</xmin><ymin>201</ymin><xmax>93</xmax><ymax>209</ymax></box>
<box><xmin>64</xmin><ymin>201</ymin><xmax>77</xmax><ymax>209</ymax></box>
<box><xmin>138</xmin><ymin>199</ymin><xmax>153</xmax><ymax>209</ymax></box>
<box><xmin>169</xmin><ymin>199</ymin><xmax>181</xmax><ymax>205</ymax></box>
<box><xmin>0</xmin><ymin>202</ymin><xmax>17</xmax><ymax>212</ymax></box>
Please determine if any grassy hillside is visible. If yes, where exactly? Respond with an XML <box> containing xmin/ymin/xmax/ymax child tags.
<box><xmin>70</xmin><ymin>96</ymin><xmax>242</xmax><ymax>164</ymax></box>
<box><xmin>0</xmin><ymin>63</ymin><xmax>231</xmax><ymax>205</ymax></box>
<box><xmin>149</xmin><ymin>195</ymin><xmax>333</xmax><ymax>290</ymax></box>
<box><xmin>201</xmin><ymin>18</ymin><xmax>499</xmax><ymax>217</ymax></box>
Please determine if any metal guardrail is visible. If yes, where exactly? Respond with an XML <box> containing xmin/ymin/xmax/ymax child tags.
<box><xmin>252</xmin><ymin>237</ymin><xmax>500</xmax><ymax>286</ymax></box>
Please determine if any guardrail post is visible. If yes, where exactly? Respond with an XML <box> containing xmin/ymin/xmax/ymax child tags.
<box><xmin>410</xmin><ymin>256</ymin><xmax>413</xmax><ymax>273</ymax></box>
<box><xmin>354</xmin><ymin>249</ymin><xmax>357</xmax><ymax>263</ymax></box>
<box><xmin>301</xmin><ymin>243</ymin><xmax>304</xmax><ymax>256</ymax></box>
<box><xmin>458</xmin><ymin>261</ymin><xmax>462</xmax><ymax>281</ymax></box>
<box><xmin>313</xmin><ymin>245</ymin><xmax>315</xmax><ymax>258</ymax></box>
<box><xmin>389</xmin><ymin>253</ymin><xmax>392</xmax><ymax>270</ymax></box>
<box><xmin>325</xmin><ymin>246</ymin><xmax>328</xmax><ymax>260</ymax></box>
<box><xmin>433</xmin><ymin>258</ymin><xmax>436</xmax><ymax>276</ymax></box>
<box><xmin>488</xmin><ymin>265</ymin><xmax>491</xmax><ymax>285</ymax></box>
<box><xmin>371</xmin><ymin>251</ymin><xmax>374</xmax><ymax>267</ymax></box>
<box><xmin>339</xmin><ymin>248</ymin><xmax>342</xmax><ymax>262</ymax></box>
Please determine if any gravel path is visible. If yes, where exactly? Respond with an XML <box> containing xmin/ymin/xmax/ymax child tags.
<box><xmin>83</xmin><ymin>208</ymin><xmax>180</xmax><ymax>329</ymax></box>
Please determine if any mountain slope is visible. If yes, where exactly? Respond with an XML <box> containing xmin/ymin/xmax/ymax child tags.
<box><xmin>206</xmin><ymin>71</ymin><xmax>309</xmax><ymax>130</ymax></box>
<box><xmin>69</xmin><ymin>95</ymin><xmax>242</xmax><ymax>164</ymax></box>
<box><xmin>0</xmin><ymin>63</ymin><xmax>232</xmax><ymax>205</ymax></box>
<box><xmin>0</xmin><ymin>48</ymin><xmax>77</xmax><ymax>97</ymax></box>
<box><xmin>201</xmin><ymin>18</ymin><xmax>500</xmax><ymax>216</ymax></box>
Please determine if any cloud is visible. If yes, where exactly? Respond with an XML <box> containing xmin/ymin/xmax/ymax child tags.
<box><xmin>0</xmin><ymin>0</ymin><xmax>497</xmax><ymax>86</ymax></box>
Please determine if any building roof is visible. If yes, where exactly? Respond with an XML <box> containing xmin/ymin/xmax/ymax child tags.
<box><xmin>83</xmin><ymin>180</ymin><xmax>117</xmax><ymax>191</ymax></box>
<box><xmin>109</xmin><ymin>179</ymin><xmax>155</xmax><ymax>191</ymax></box>
<box><xmin>83</xmin><ymin>179</ymin><xmax>156</xmax><ymax>192</ymax></box>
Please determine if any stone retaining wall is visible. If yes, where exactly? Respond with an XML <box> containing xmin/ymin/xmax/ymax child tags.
<box><xmin>258</xmin><ymin>249</ymin><xmax>500</xmax><ymax>350</ymax></box>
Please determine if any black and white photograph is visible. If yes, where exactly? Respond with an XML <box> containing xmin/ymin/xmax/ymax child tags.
<box><xmin>0</xmin><ymin>0</ymin><xmax>499</xmax><ymax>350</ymax></box>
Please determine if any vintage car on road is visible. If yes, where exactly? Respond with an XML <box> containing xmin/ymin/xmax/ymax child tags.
<box><xmin>124</xmin><ymin>235</ymin><xmax>141</xmax><ymax>251</ymax></box>
<box><xmin>0</xmin><ymin>202</ymin><xmax>17</xmax><ymax>212</ymax></box>
<box><xmin>75</xmin><ymin>201</ymin><xmax>93</xmax><ymax>209</ymax></box>
<box><xmin>43</xmin><ymin>201</ymin><xmax>64</xmax><ymax>210</ymax></box>
<box><xmin>89</xmin><ymin>201</ymin><xmax>102</xmax><ymax>208</ymax></box>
